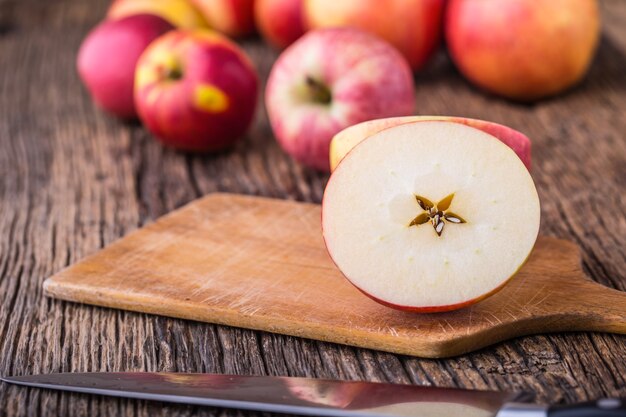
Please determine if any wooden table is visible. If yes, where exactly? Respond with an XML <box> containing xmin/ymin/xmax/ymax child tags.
<box><xmin>0</xmin><ymin>0</ymin><xmax>624</xmax><ymax>415</ymax></box>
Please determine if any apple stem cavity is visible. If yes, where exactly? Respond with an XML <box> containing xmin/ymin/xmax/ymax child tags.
<box><xmin>164</xmin><ymin>66</ymin><xmax>183</xmax><ymax>81</ymax></box>
<box><xmin>409</xmin><ymin>193</ymin><xmax>467</xmax><ymax>237</ymax></box>
<box><xmin>305</xmin><ymin>75</ymin><xmax>332</xmax><ymax>105</ymax></box>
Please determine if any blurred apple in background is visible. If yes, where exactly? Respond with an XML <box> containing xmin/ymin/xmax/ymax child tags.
<box><xmin>445</xmin><ymin>0</ymin><xmax>600</xmax><ymax>101</ymax></box>
<box><xmin>77</xmin><ymin>14</ymin><xmax>174</xmax><ymax>119</ymax></box>
<box><xmin>134</xmin><ymin>30</ymin><xmax>259</xmax><ymax>151</ymax></box>
<box><xmin>107</xmin><ymin>0</ymin><xmax>209</xmax><ymax>29</ymax></box>
<box><xmin>265</xmin><ymin>28</ymin><xmax>416</xmax><ymax>171</ymax></box>
<box><xmin>255</xmin><ymin>0</ymin><xmax>305</xmax><ymax>49</ymax></box>
<box><xmin>191</xmin><ymin>0</ymin><xmax>256</xmax><ymax>37</ymax></box>
<box><xmin>304</xmin><ymin>0</ymin><xmax>444</xmax><ymax>71</ymax></box>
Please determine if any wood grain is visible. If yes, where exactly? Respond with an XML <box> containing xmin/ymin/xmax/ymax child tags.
<box><xmin>0</xmin><ymin>0</ymin><xmax>624</xmax><ymax>415</ymax></box>
<box><xmin>43</xmin><ymin>193</ymin><xmax>626</xmax><ymax>358</ymax></box>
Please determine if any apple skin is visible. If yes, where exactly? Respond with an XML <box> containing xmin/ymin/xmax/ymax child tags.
<box><xmin>191</xmin><ymin>0</ymin><xmax>256</xmax><ymax>37</ymax></box>
<box><xmin>329</xmin><ymin>116</ymin><xmax>532</xmax><ymax>171</ymax></box>
<box><xmin>77</xmin><ymin>14</ymin><xmax>175</xmax><ymax>119</ymax></box>
<box><xmin>265</xmin><ymin>28</ymin><xmax>416</xmax><ymax>171</ymax></box>
<box><xmin>445</xmin><ymin>0</ymin><xmax>600</xmax><ymax>101</ymax></box>
<box><xmin>107</xmin><ymin>0</ymin><xmax>209</xmax><ymax>29</ymax></box>
<box><xmin>255</xmin><ymin>0</ymin><xmax>306</xmax><ymax>49</ymax></box>
<box><xmin>304</xmin><ymin>0</ymin><xmax>444</xmax><ymax>71</ymax></box>
<box><xmin>134</xmin><ymin>30</ymin><xmax>259</xmax><ymax>152</ymax></box>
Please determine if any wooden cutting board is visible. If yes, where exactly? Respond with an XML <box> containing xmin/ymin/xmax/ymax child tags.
<box><xmin>44</xmin><ymin>193</ymin><xmax>626</xmax><ymax>358</ymax></box>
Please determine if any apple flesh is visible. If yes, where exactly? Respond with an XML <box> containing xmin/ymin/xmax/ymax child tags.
<box><xmin>255</xmin><ymin>0</ymin><xmax>306</xmax><ymax>49</ymax></box>
<box><xmin>265</xmin><ymin>28</ymin><xmax>416</xmax><ymax>171</ymax></box>
<box><xmin>77</xmin><ymin>14</ymin><xmax>174</xmax><ymax>119</ymax></box>
<box><xmin>191</xmin><ymin>0</ymin><xmax>256</xmax><ymax>37</ymax></box>
<box><xmin>134</xmin><ymin>30</ymin><xmax>258</xmax><ymax>151</ymax></box>
<box><xmin>323</xmin><ymin>121</ymin><xmax>540</xmax><ymax>313</ymax></box>
<box><xmin>329</xmin><ymin>116</ymin><xmax>532</xmax><ymax>171</ymax></box>
<box><xmin>445</xmin><ymin>0</ymin><xmax>600</xmax><ymax>101</ymax></box>
<box><xmin>304</xmin><ymin>0</ymin><xmax>444</xmax><ymax>71</ymax></box>
<box><xmin>107</xmin><ymin>0</ymin><xmax>209</xmax><ymax>29</ymax></box>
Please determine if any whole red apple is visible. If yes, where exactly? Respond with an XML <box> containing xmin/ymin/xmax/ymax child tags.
<box><xmin>305</xmin><ymin>0</ymin><xmax>444</xmax><ymax>71</ymax></box>
<box><xmin>134</xmin><ymin>30</ymin><xmax>258</xmax><ymax>152</ymax></box>
<box><xmin>265</xmin><ymin>28</ymin><xmax>416</xmax><ymax>171</ymax></box>
<box><xmin>191</xmin><ymin>0</ymin><xmax>256</xmax><ymax>37</ymax></box>
<box><xmin>77</xmin><ymin>14</ymin><xmax>174</xmax><ymax>119</ymax></box>
<box><xmin>255</xmin><ymin>0</ymin><xmax>305</xmax><ymax>49</ymax></box>
<box><xmin>445</xmin><ymin>0</ymin><xmax>600</xmax><ymax>101</ymax></box>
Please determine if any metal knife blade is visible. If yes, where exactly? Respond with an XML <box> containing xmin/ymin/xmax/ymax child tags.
<box><xmin>0</xmin><ymin>372</ymin><xmax>530</xmax><ymax>417</ymax></box>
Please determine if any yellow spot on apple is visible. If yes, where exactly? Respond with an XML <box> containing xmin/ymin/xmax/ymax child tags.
<box><xmin>193</xmin><ymin>84</ymin><xmax>229</xmax><ymax>113</ymax></box>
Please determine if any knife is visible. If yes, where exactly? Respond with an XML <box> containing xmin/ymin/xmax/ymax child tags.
<box><xmin>1</xmin><ymin>373</ymin><xmax>624</xmax><ymax>417</ymax></box>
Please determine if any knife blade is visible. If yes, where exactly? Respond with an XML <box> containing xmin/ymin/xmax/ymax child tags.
<box><xmin>1</xmin><ymin>373</ymin><xmax>624</xmax><ymax>417</ymax></box>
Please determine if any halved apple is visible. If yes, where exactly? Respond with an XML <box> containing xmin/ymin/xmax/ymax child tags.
<box><xmin>329</xmin><ymin>116</ymin><xmax>532</xmax><ymax>171</ymax></box>
<box><xmin>322</xmin><ymin>121</ymin><xmax>540</xmax><ymax>313</ymax></box>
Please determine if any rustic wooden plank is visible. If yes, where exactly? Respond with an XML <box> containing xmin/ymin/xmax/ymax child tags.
<box><xmin>0</xmin><ymin>0</ymin><xmax>624</xmax><ymax>416</ymax></box>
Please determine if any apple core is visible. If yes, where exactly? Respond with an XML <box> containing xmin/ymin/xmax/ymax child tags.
<box><xmin>409</xmin><ymin>194</ymin><xmax>467</xmax><ymax>237</ymax></box>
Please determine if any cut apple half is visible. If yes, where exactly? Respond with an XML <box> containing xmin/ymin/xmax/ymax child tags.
<box><xmin>322</xmin><ymin>121</ymin><xmax>540</xmax><ymax>313</ymax></box>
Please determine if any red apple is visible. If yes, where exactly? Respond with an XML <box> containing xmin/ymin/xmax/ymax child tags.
<box><xmin>191</xmin><ymin>0</ymin><xmax>256</xmax><ymax>37</ymax></box>
<box><xmin>265</xmin><ymin>28</ymin><xmax>416</xmax><ymax>171</ymax></box>
<box><xmin>107</xmin><ymin>0</ymin><xmax>209</xmax><ymax>29</ymax></box>
<box><xmin>304</xmin><ymin>0</ymin><xmax>444</xmax><ymax>71</ymax></box>
<box><xmin>77</xmin><ymin>14</ymin><xmax>174</xmax><ymax>119</ymax></box>
<box><xmin>255</xmin><ymin>0</ymin><xmax>305</xmax><ymax>49</ymax></box>
<box><xmin>445</xmin><ymin>0</ymin><xmax>600</xmax><ymax>101</ymax></box>
<box><xmin>329</xmin><ymin>116</ymin><xmax>532</xmax><ymax>171</ymax></box>
<box><xmin>323</xmin><ymin>121</ymin><xmax>540</xmax><ymax>313</ymax></box>
<box><xmin>134</xmin><ymin>30</ymin><xmax>259</xmax><ymax>151</ymax></box>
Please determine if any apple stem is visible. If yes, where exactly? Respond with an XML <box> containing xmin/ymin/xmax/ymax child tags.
<box><xmin>305</xmin><ymin>76</ymin><xmax>331</xmax><ymax>104</ymax></box>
